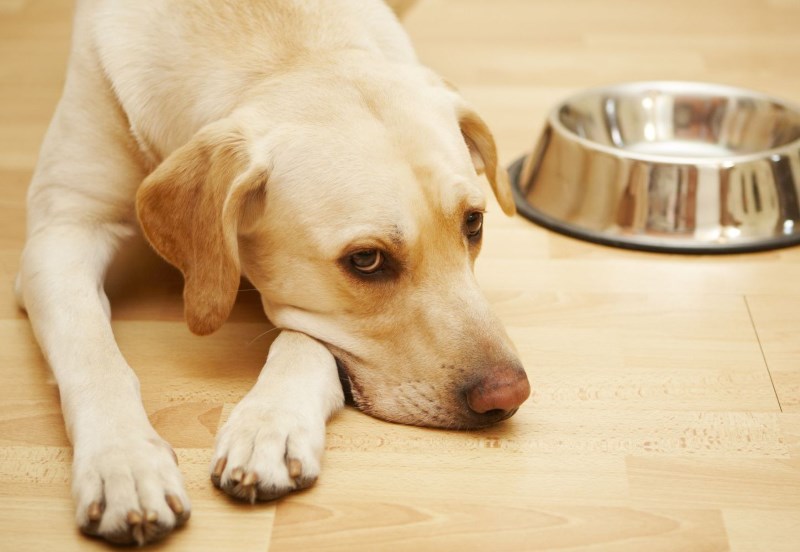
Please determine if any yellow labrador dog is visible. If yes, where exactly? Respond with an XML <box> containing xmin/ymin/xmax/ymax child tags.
<box><xmin>16</xmin><ymin>0</ymin><xmax>530</xmax><ymax>545</ymax></box>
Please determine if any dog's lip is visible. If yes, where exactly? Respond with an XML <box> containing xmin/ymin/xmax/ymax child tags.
<box><xmin>463</xmin><ymin>406</ymin><xmax>520</xmax><ymax>429</ymax></box>
<box><xmin>332</xmin><ymin>353</ymin><xmax>521</xmax><ymax>427</ymax></box>
<box><xmin>496</xmin><ymin>406</ymin><xmax>519</xmax><ymax>423</ymax></box>
<box><xmin>334</xmin><ymin>357</ymin><xmax>355</xmax><ymax>405</ymax></box>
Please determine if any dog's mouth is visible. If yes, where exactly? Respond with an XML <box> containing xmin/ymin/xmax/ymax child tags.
<box><xmin>335</xmin><ymin>357</ymin><xmax>356</xmax><ymax>406</ymax></box>
<box><xmin>334</xmin><ymin>356</ymin><xmax>522</xmax><ymax>429</ymax></box>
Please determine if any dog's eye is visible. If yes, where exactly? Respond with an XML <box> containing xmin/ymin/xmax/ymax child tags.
<box><xmin>350</xmin><ymin>249</ymin><xmax>383</xmax><ymax>274</ymax></box>
<box><xmin>465</xmin><ymin>211</ymin><xmax>483</xmax><ymax>239</ymax></box>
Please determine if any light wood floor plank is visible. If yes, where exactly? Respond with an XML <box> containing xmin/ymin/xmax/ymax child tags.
<box><xmin>3</xmin><ymin>0</ymin><xmax>800</xmax><ymax>549</ymax></box>
<box><xmin>272</xmin><ymin>499</ymin><xmax>729</xmax><ymax>552</ymax></box>
<box><xmin>723</xmin><ymin>509</ymin><xmax>800</xmax><ymax>552</ymax></box>
<box><xmin>324</xmin><ymin>409</ymin><xmax>788</xmax><ymax>458</ymax></box>
<box><xmin>746</xmin><ymin>295</ymin><xmax>800</xmax><ymax>411</ymax></box>
<box><xmin>780</xmin><ymin>414</ymin><xmax>800</xmax><ymax>457</ymax></box>
<box><xmin>627</xmin><ymin>456</ymin><xmax>800</xmax><ymax>510</ymax></box>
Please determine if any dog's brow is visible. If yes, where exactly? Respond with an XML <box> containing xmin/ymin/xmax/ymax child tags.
<box><xmin>388</xmin><ymin>225</ymin><xmax>405</xmax><ymax>246</ymax></box>
<box><xmin>331</xmin><ymin>224</ymin><xmax>408</xmax><ymax>255</ymax></box>
<box><xmin>446</xmin><ymin>178</ymin><xmax>486</xmax><ymax>216</ymax></box>
<box><xmin>458</xmin><ymin>193</ymin><xmax>486</xmax><ymax>216</ymax></box>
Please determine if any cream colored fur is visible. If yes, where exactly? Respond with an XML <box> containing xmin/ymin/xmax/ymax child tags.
<box><xmin>17</xmin><ymin>0</ymin><xmax>523</xmax><ymax>545</ymax></box>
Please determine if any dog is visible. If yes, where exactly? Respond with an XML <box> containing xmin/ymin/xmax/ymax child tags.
<box><xmin>16</xmin><ymin>0</ymin><xmax>531</xmax><ymax>545</ymax></box>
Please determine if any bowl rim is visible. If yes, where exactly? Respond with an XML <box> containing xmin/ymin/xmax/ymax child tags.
<box><xmin>549</xmin><ymin>80</ymin><xmax>800</xmax><ymax>165</ymax></box>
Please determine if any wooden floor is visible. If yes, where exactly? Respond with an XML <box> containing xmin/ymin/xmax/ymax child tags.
<box><xmin>2</xmin><ymin>0</ymin><xmax>800</xmax><ymax>550</ymax></box>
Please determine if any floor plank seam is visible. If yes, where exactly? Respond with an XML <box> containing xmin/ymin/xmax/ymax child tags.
<box><xmin>743</xmin><ymin>295</ymin><xmax>783</xmax><ymax>413</ymax></box>
<box><xmin>215</xmin><ymin>403</ymin><xmax>277</xmax><ymax>552</ymax></box>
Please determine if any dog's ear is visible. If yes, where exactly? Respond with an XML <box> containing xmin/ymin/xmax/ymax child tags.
<box><xmin>136</xmin><ymin>119</ymin><xmax>267</xmax><ymax>336</ymax></box>
<box><xmin>458</xmin><ymin>108</ymin><xmax>516</xmax><ymax>216</ymax></box>
<box><xmin>385</xmin><ymin>0</ymin><xmax>418</xmax><ymax>18</ymax></box>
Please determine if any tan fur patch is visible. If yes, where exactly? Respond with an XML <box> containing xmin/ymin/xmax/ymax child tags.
<box><xmin>136</xmin><ymin>119</ymin><xmax>264</xmax><ymax>335</ymax></box>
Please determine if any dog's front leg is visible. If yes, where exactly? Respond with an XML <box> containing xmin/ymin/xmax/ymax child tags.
<box><xmin>211</xmin><ymin>330</ymin><xmax>343</xmax><ymax>502</ymax></box>
<box><xmin>18</xmin><ymin>225</ymin><xmax>191</xmax><ymax>544</ymax></box>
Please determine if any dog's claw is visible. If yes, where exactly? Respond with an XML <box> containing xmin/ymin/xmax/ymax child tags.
<box><xmin>211</xmin><ymin>456</ymin><xmax>314</xmax><ymax>503</ymax></box>
<box><xmin>83</xmin><ymin>498</ymin><xmax>187</xmax><ymax>545</ymax></box>
<box><xmin>287</xmin><ymin>458</ymin><xmax>302</xmax><ymax>479</ymax></box>
<box><xmin>243</xmin><ymin>475</ymin><xmax>259</xmax><ymax>504</ymax></box>
<box><xmin>80</xmin><ymin>501</ymin><xmax>104</xmax><ymax>536</ymax></box>
<box><xmin>166</xmin><ymin>494</ymin><xmax>184</xmax><ymax>517</ymax></box>
<box><xmin>230</xmin><ymin>467</ymin><xmax>244</xmax><ymax>484</ymax></box>
<box><xmin>213</xmin><ymin>461</ymin><xmax>261</xmax><ymax>503</ymax></box>
<box><xmin>73</xmin><ymin>439</ymin><xmax>190</xmax><ymax>545</ymax></box>
<box><xmin>229</xmin><ymin>470</ymin><xmax>258</xmax><ymax>504</ymax></box>
<box><xmin>116</xmin><ymin>509</ymin><xmax>168</xmax><ymax>546</ymax></box>
<box><xmin>211</xmin><ymin>457</ymin><xmax>227</xmax><ymax>487</ymax></box>
<box><xmin>126</xmin><ymin>510</ymin><xmax>145</xmax><ymax>546</ymax></box>
<box><xmin>87</xmin><ymin>501</ymin><xmax>103</xmax><ymax>522</ymax></box>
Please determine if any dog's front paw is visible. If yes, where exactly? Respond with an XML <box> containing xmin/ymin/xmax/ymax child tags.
<box><xmin>73</xmin><ymin>435</ymin><xmax>190</xmax><ymax>545</ymax></box>
<box><xmin>211</xmin><ymin>401</ymin><xmax>324</xmax><ymax>503</ymax></box>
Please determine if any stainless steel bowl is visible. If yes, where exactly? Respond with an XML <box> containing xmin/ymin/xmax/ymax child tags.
<box><xmin>511</xmin><ymin>81</ymin><xmax>800</xmax><ymax>253</ymax></box>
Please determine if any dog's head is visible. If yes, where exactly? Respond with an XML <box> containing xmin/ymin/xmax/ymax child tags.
<box><xmin>136</xmin><ymin>65</ymin><xmax>530</xmax><ymax>429</ymax></box>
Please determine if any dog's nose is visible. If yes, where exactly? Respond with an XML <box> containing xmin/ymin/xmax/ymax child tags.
<box><xmin>466</xmin><ymin>366</ymin><xmax>531</xmax><ymax>415</ymax></box>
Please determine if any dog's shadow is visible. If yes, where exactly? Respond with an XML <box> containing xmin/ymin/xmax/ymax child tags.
<box><xmin>103</xmin><ymin>233</ymin><xmax>276</xmax><ymax>448</ymax></box>
<box><xmin>105</xmin><ymin>233</ymin><xmax>267</xmax><ymax>326</ymax></box>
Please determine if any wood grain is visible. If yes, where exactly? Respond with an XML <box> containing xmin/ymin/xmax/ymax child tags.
<box><xmin>2</xmin><ymin>0</ymin><xmax>799</xmax><ymax>550</ymax></box>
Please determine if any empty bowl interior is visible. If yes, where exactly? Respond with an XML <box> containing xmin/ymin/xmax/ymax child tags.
<box><xmin>558</xmin><ymin>83</ymin><xmax>800</xmax><ymax>158</ymax></box>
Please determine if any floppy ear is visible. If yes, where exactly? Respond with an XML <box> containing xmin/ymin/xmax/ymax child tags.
<box><xmin>136</xmin><ymin>119</ymin><xmax>267</xmax><ymax>336</ymax></box>
<box><xmin>459</xmin><ymin>109</ymin><xmax>516</xmax><ymax>216</ymax></box>
<box><xmin>384</xmin><ymin>0</ymin><xmax>418</xmax><ymax>18</ymax></box>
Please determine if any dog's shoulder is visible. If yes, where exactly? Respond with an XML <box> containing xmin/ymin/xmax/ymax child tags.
<box><xmin>80</xmin><ymin>0</ymin><xmax>415</xmax><ymax>159</ymax></box>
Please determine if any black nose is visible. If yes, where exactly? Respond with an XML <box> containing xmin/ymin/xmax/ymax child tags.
<box><xmin>465</xmin><ymin>365</ymin><xmax>530</xmax><ymax>416</ymax></box>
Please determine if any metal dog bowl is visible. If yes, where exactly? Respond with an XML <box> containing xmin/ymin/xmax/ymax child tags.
<box><xmin>510</xmin><ymin>81</ymin><xmax>800</xmax><ymax>253</ymax></box>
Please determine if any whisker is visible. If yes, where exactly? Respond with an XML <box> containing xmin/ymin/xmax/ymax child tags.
<box><xmin>247</xmin><ymin>326</ymin><xmax>281</xmax><ymax>345</ymax></box>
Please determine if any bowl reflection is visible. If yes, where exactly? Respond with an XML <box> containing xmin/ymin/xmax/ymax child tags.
<box><xmin>512</xmin><ymin>81</ymin><xmax>800</xmax><ymax>253</ymax></box>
